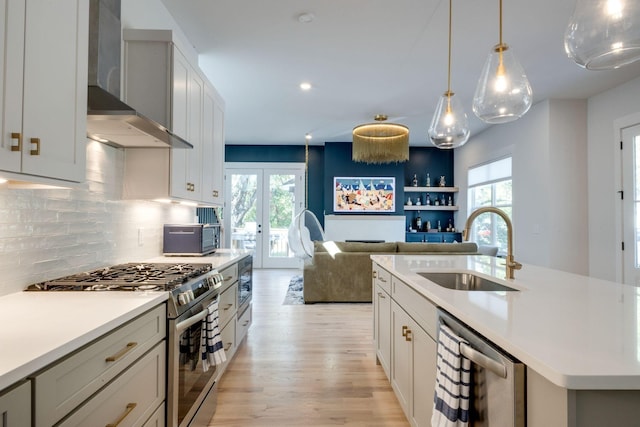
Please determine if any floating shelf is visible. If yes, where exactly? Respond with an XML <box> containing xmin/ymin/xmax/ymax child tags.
<box><xmin>404</xmin><ymin>205</ymin><xmax>458</xmax><ymax>211</ymax></box>
<box><xmin>404</xmin><ymin>186</ymin><xmax>459</xmax><ymax>192</ymax></box>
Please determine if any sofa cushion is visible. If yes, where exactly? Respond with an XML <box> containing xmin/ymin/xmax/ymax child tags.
<box><xmin>314</xmin><ymin>241</ymin><xmax>397</xmax><ymax>253</ymax></box>
<box><xmin>396</xmin><ymin>242</ymin><xmax>478</xmax><ymax>253</ymax></box>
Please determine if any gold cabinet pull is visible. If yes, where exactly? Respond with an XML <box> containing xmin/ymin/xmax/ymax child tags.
<box><xmin>106</xmin><ymin>402</ymin><xmax>137</xmax><ymax>427</ymax></box>
<box><xmin>401</xmin><ymin>325</ymin><xmax>408</xmax><ymax>337</ymax></box>
<box><xmin>105</xmin><ymin>342</ymin><xmax>137</xmax><ymax>362</ymax></box>
<box><xmin>29</xmin><ymin>137</ymin><xmax>40</xmax><ymax>155</ymax></box>
<box><xmin>213</xmin><ymin>190</ymin><xmax>219</xmax><ymax>197</ymax></box>
<box><xmin>10</xmin><ymin>132</ymin><xmax>22</xmax><ymax>151</ymax></box>
<box><xmin>224</xmin><ymin>342</ymin><xmax>233</xmax><ymax>351</ymax></box>
<box><xmin>379</xmin><ymin>277</ymin><xmax>387</xmax><ymax>283</ymax></box>
<box><xmin>242</xmin><ymin>320</ymin><xmax>250</xmax><ymax>326</ymax></box>
<box><xmin>405</xmin><ymin>329</ymin><xmax>412</xmax><ymax>342</ymax></box>
<box><xmin>372</xmin><ymin>271</ymin><xmax>378</xmax><ymax>279</ymax></box>
<box><xmin>377</xmin><ymin>292</ymin><xmax>386</xmax><ymax>299</ymax></box>
<box><xmin>223</xmin><ymin>303</ymin><xmax>234</xmax><ymax>311</ymax></box>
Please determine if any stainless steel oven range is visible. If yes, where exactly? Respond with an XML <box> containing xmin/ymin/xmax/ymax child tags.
<box><xmin>27</xmin><ymin>262</ymin><xmax>226</xmax><ymax>427</ymax></box>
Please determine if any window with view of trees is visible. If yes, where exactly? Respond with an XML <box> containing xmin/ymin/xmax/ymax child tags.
<box><xmin>467</xmin><ymin>157</ymin><xmax>512</xmax><ymax>255</ymax></box>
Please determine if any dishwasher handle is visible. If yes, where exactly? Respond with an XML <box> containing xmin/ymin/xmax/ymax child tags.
<box><xmin>460</xmin><ymin>342</ymin><xmax>507</xmax><ymax>378</ymax></box>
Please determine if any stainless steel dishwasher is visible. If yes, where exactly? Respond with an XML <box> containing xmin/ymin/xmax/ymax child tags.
<box><xmin>437</xmin><ymin>309</ymin><xmax>525</xmax><ymax>426</ymax></box>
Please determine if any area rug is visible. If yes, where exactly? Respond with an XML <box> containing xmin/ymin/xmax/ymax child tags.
<box><xmin>283</xmin><ymin>275</ymin><xmax>304</xmax><ymax>305</ymax></box>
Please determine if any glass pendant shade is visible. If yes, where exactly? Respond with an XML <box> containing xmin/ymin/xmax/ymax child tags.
<box><xmin>565</xmin><ymin>0</ymin><xmax>640</xmax><ymax>70</ymax></box>
<box><xmin>428</xmin><ymin>92</ymin><xmax>470</xmax><ymax>149</ymax></box>
<box><xmin>472</xmin><ymin>44</ymin><xmax>533</xmax><ymax>124</ymax></box>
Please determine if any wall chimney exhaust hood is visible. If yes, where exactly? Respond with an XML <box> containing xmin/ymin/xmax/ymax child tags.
<box><xmin>86</xmin><ymin>0</ymin><xmax>192</xmax><ymax>149</ymax></box>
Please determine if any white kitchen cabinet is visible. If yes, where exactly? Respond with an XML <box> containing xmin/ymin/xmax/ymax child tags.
<box><xmin>33</xmin><ymin>304</ymin><xmax>166</xmax><ymax>427</ymax></box>
<box><xmin>373</xmin><ymin>266</ymin><xmax>392</xmax><ymax>379</ymax></box>
<box><xmin>57</xmin><ymin>342</ymin><xmax>166</xmax><ymax>427</ymax></box>
<box><xmin>220</xmin><ymin>314</ymin><xmax>237</xmax><ymax>364</ymax></box>
<box><xmin>202</xmin><ymin>82</ymin><xmax>226</xmax><ymax>205</ymax></box>
<box><xmin>236</xmin><ymin>303</ymin><xmax>252</xmax><ymax>344</ymax></box>
<box><xmin>0</xmin><ymin>0</ymin><xmax>87</xmax><ymax>183</ymax></box>
<box><xmin>373</xmin><ymin>262</ymin><xmax>438</xmax><ymax>427</ymax></box>
<box><xmin>219</xmin><ymin>281</ymin><xmax>238</xmax><ymax>329</ymax></box>
<box><xmin>122</xmin><ymin>29</ymin><xmax>225</xmax><ymax>205</ymax></box>
<box><xmin>0</xmin><ymin>380</ymin><xmax>31</xmax><ymax>426</ymax></box>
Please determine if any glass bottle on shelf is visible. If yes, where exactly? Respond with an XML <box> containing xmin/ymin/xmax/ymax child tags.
<box><xmin>415</xmin><ymin>213</ymin><xmax>422</xmax><ymax>230</ymax></box>
<box><xmin>447</xmin><ymin>219</ymin><xmax>453</xmax><ymax>232</ymax></box>
<box><xmin>441</xmin><ymin>194</ymin><xmax>446</xmax><ymax>205</ymax></box>
<box><xmin>425</xmin><ymin>173</ymin><xmax>431</xmax><ymax>187</ymax></box>
<box><xmin>415</xmin><ymin>196</ymin><xmax>421</xmax><ymax>205</ymax></box>
<box><xmin>437</xmin><ymin>220</ymin><xmax>442</xmax><ymax>232</ymax></box>
<box><xmin>412</xmin><ymin>174</ymin><xmax>418</xmax><ymax>187</ymax></box>
<box><xmin>448</xmin><ymin>195</ymin><xmax>453</xmax><ymax>206</ymax></box>
<box><xmin>439</xmin><ymin>175</ymin><xmax>446</xmax><ymax>187</ymax></box>
<box><xmin>425</xmin><ymin>193</ymin><xmax>431</xmax><ymax>205</ymax></box>
<box><xmin>426</xmin><ymin>220</ymin><xmax>431</xmax><ymax>231</ymax></box>
<box><xmin>434</xmin><ymin>195</ymin><xmax>440</xmax><ymax>206</ymax></box>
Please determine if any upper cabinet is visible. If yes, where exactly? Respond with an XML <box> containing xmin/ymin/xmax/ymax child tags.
<box><xmin>122</xmin><ymin>29</ymin><xmax>225</xmax><ymax>205</ymax></box>
<box><xmin>0</xmin><ymin>0</ymin><xmax>88</xmax><ymax>183</ymax></box>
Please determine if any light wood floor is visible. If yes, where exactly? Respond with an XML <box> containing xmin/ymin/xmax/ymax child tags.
<box><xmin>209</xmin><ymin>269</ymin><xmax>409</xmax><ymax>426</ymax></box>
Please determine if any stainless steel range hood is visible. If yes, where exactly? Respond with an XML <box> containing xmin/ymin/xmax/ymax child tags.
<box><xmin>86</xmin><ymin>0</ymin><xmax>192</xmax><ymax>149</ymax></box>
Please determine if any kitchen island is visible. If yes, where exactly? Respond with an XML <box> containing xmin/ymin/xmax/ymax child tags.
<box><xmin>372</xmin><ymin>254</ymin><xmax>640</xmax><ymax>427</ymax></box>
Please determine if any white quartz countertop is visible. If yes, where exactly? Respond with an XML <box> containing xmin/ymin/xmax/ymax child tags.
<box><xmin>0</xmin><ymin>249</ymin><xmax>250</xmax><ymax>393</ymax></box>
<box><xmin>0</xmin><ymin>291</ymin><xmax>167</xmax><ymax>392</ymax></box>
<box><xmin>371</xmin><ymin>254</ymin><xmax>640</xmax><ymax>390</ymax></box>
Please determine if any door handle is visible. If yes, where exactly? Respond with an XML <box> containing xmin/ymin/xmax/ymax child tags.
<box><xmin>30</xmin><ymin>137</ymin><xmax>40</xmax><ymax>155</ymax></box>
<box><xmin>402</xmin><ymin>325</ymin><xmax>408</xmax><ymax>337</ymax></box>
<box><xmin>460</xmin><ymin>342</ymin><xmax>507</xmax><ymax>378</ymax></box>
<box><xmin>10</xmin><ymin>132</ymin><xmax>22</xmax><ymax>151</ymax></box>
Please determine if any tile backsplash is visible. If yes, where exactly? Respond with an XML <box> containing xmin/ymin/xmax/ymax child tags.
<box><xmin>0</xmin><ymin>141</ymin><xmax>195</xmax><ymax>296</ymax></box>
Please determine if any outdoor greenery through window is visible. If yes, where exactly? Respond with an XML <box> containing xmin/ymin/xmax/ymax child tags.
<box><xmin>467</xmin><ymin>157</ymin><xmax>512</xmax><ymax>256</ymax></box>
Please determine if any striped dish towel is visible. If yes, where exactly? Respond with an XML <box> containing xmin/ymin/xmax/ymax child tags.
<box><xmin>200</xmin><ymin>300</ymin><xmax>227</xmax><ymax>372</ymax></box>
<box><xmin>431</xmin><ymin>322</ymin><xmax>471</xmax><ymax>427</ymax></box>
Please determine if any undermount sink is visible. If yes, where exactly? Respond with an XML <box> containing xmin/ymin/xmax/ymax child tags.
<box><xmin>418</xmin><ymin>272</ymin><xmax>519</xmax><ymax>292</ymax></box>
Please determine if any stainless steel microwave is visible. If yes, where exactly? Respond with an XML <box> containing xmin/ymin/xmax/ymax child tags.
<box><xmin>163</xmin><ymin>224</ymin><xmax>220</xmax><ymax>256</ymax></box>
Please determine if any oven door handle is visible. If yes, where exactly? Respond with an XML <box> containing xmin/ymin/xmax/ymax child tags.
<box><xmin>176</xmin><ymin>307</ymin><xmax>210</xmax><ymax>335</ymax></box>
<box><xmin>460</xmin><ymin>342</ymin><xmax>507</xmax><ymax>379</ymax></box>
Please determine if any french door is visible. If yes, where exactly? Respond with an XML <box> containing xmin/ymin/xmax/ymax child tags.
<box><xmin>224</xmin><ymin>163</ymin><xmax>305</xmax><ymax>268</ymax></box>
<box><xmin>621</xmin><ymin>123</ymin><xmax>640</xmax><ymax>285</ymax></box>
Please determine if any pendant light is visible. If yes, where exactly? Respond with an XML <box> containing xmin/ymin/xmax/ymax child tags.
<box><xmin>472</xmin><ymin>0</ymin><xmax>532</xmax><ymax>124</ymax></box>
<box><xmin>428</xmin><ymin>0</ymin><xmax>470</xmax><ymax>149</ymax></box>
<box><xmin>565</xmin><ymin>0</ymin><xmax>640</xmax><ymax>70</ymax></box>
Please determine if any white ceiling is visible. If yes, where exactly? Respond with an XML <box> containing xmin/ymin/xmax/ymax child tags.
<box><xmin>159</xmin><ymin>0</ymin><xmax>640</xmax><ymax>146</ymax></box>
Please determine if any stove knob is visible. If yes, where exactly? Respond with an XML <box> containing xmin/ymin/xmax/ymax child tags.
<box><xmin>178</xmin><ymin>293</ymin><xmax>187</xmax><ymax>306</ymax></box>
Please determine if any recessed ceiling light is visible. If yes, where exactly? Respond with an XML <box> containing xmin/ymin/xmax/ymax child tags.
<box><xmin>297</xmin><ymin>12</ymin><xmax>315</xmax><ymax>24</ymax></box>
<box><xmin>300</xmin><ymin>82</ymin><xmax>312</xmax><ymax>91</ymax></box>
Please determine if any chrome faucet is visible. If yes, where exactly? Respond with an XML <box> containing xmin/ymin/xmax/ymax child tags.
<box><xmin>463</xmin><ymin>207</ymin><xmax>522</xmax><ymax>279</ymax></box>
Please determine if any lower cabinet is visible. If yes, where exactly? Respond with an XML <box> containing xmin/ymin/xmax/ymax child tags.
<box><xmin>374</xmin><ymin>263</ymin><xmax>438</xmax><ymax>427</ymax></box>
<box><xmin>32</xmin><ymin>304</ymin><xmax>166</xmax><ymax>427</ymax></box>
<box><xmin>57</xmin><ymin>342</ymin><xmax>165</xmax><ymax>427</ymax></box>
<box><xmin>0</xmin><ymin>380</ymin><xmax>31</xmax><ymax>426</ymax></box>
<box><xmin>374</xmin><ymin>283</ymin><xmax>391</xmax><ymax>378</ymax></box>
<box><xmin>236</xmin><ymin>304</ymin><xmax>252</xmax><ymax>343</ymax></box>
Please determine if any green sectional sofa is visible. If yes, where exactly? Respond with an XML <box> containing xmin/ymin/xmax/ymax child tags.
<box><xmin>302</xmin><ymin>241</ymin><xmax>479</xmax><ymax>303</ymax></box>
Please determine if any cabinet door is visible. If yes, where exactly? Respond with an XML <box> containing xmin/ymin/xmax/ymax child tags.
<box><xmin>0</xmin><ymin>381</ymin><xmax>31</xmax><ymax>426</ymax></box>
<box><xmin>0</xmin><ymin>0</ymin><xmax>25</xmax><ymax>173</ymax></box>
<box><xmin>170</xmin><ymin>47</ymin><xmax>192</xmax><ymax>199</ymax></box>
<box><xmin>411</xmin><ymin>324</ymin><xmax>437</xmax><ymax>427</ymax></box>
<box><xmin>374</xmin><ymin>284</ymin><xmax>391</xmax><ymax>379</ymax></box>
<box><xmin>391</xmin><ymin>301</ymin><xmax>412</xmax><ymax>416</ymax></box>
<box><xmin>21</xmin><ymin>0</ymin><xmax>87</xmax><ymax>182</ymax></box>
<box><xmin>202</xmin><ymin>83</ymin><xmax>225</xmax><ymax>205</ymax></box>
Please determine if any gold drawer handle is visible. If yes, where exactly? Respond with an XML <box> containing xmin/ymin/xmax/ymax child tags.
<box><xmin>224</xmin><ymin>275</ymin><xmax>233</xmax><ymax>281</ymax></box>
<box><xmin>223</xmin><ymin>303</ymin><xmax>234</xmax><ymax>311</ymax></box>
<box><xmin>377</xmin><ymin>292</ymin><xmax>386</xmax><ymax>299</ymax></box>
<box><xmin>405</xmin><ymin>329</ymin><xmax>412</xmax><ymax>342</ymax></box>
<box><xmin>213</xmin><ymin>190</ymin><xmax>219</xmax><ymax>197</ymax></box>
<box><xmin>372</xmin><ymin>271</ymin><xmax>377</xmax><ymax>279</ymax></box>
<box><xmin>30</xmin><ymin>137</ymin><xmax>40</xmax><ymax>155</ymax></box>
<box><xmin>379</xmin><ymin>277</ymin><xmax>387</xmax><ymax>283</ymax></box>
<box><xmin>224</xmin><ymin>342</ymin><xmax>233</xmax><ymax>351</ymax></box>
<box><xmin>105</xmin><ymin>342</ymin><xmax>137</xmax><ymax>362</ymax></box>
<box><xmin>10</xmin><ymin>132</ymin><xmax>21</xmax><ymax>151</ymax></box>
<box><xmin>242</xmin><ymin>320</ymin><xmax>250</xmax><ymax>326</ymax></box>
<box><xmin>106</xmin><ymin>402</ymin><xmax>137</xmax><ymax>427</ymax></box>
<box><xmin>401</xmin><ymin>325</ymin><xmax>408</xmax><ymax>337</ymax></box>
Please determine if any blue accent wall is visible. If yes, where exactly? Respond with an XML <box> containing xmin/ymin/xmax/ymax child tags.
<box><xmin>224</xmin><ymin>143</ymin><xmax>454</xmax><ymax>231</ymax></box>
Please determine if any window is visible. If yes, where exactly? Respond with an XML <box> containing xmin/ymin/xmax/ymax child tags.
<box><xmin>467</xmin><ymin>157</ymin><xmax>512</xmax><ymax>255</ymax></box>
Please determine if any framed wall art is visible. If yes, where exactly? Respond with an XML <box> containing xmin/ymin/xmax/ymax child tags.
<box><xmin>333</xmin><ymin>177</ymin><xmax>395</xmax><ymax>212</ymax></box>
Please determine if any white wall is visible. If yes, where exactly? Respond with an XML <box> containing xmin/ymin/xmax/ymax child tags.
<box><xmin>588</xmin><ymin>75</ymin><xmax>640</xmax><ymax>281</ymax></box>
<box><xmin>455</xmin><ymin>99</ymin><xmax>588</xmax><ymax>275</ymax></box>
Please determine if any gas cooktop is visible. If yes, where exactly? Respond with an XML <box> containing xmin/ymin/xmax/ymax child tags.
<box><xmin>27</xmin><ymin>263</ymin><xmax>213</xmax><ymax>292</ymax></box>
